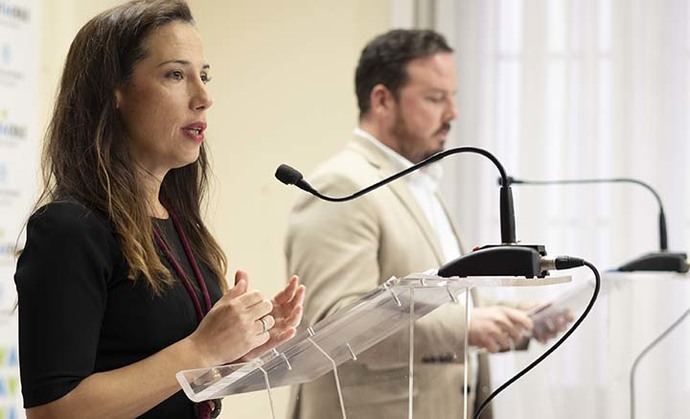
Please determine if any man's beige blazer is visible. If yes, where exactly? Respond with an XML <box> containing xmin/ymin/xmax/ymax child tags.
<box><xmin>285</xmin><ymin>136</ymin><xmax>493</xmax><ymax>419</ymax></box>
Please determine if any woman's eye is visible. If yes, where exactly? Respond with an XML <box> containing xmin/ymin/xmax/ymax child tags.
<box><xmin>201</xmin><ymin>73</ymin><xmax>212</xmax><ymax>84</ymax></box>
<box><xmin>166</xmin><ymin>70</ymin><xmax>184</xmax><ymax>81</ymax></box>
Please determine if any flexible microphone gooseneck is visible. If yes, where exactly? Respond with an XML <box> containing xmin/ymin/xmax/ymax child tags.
<box><xmin>276</xmin><ymin>147</ymin><xmax>552</xmax><ymax>278</ymax></box>
<box><xmin>504</xmin><ymin>176</ymin><xmax>688</xmax><ymax>273</ymax></box>
<box><xmin>277</xmin><ymin>147</ymin><xmax>517</xmax><ymax>243</ymax></box>
<box><xmin>276</xmin><ymin>146</ymin><xmax>601</xmax><ymax>418</ymax></box>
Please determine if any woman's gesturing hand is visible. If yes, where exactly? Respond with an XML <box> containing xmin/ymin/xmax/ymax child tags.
<box><xmin>186</xmin><ymin>272</ymin><xmax>274</xmax><ymax>367</ymax></box>
<box><xmin>240</xmin><ymin>273</ymin><xmax>305</xmax><ymax>361</ymax></box>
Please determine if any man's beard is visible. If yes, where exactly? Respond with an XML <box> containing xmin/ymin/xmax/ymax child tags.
<box><xmin>391</xmin><ymin>113</ymin><xmax>450</xmax><ymax>163</ymax></box>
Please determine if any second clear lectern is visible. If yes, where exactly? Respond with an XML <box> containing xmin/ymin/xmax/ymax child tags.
<box><xmin>177</xmin><ymin>272</ymin><xmax>569</xmax><ymax>419</ymax></box>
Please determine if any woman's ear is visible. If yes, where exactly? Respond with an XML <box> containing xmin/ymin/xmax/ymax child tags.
<box><xmin>114</xmin><ymin>88</ymin><xmax>123</xmax><ymax>109</ymax></box>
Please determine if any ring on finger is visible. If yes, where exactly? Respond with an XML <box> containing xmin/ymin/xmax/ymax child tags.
<box><xmin>260</xmin><ymin>316</ymin><xmax>271</xmax><ymax>334</ymax></box>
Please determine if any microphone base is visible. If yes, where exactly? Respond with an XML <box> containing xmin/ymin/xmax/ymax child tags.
<box><xmin>438</xmin><ymin>244</ymin><xmax>549</xmax><ymax>278</ymax></box>
<box><xmin>617</xmin><ymin>252</ymin><xmax>689</xmax><ymax>273</ymax></box>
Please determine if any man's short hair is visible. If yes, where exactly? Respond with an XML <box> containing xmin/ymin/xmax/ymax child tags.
<box><xmin>355</xmin><ymin>29</ymin><xmax>453</xmax><ymax>118</ymax></box>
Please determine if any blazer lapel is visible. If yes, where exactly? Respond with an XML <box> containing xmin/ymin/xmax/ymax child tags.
<box><xmin>348</xmin><ymin>136</ymin><xmax>446</xmax><ymax>265</ymax></box>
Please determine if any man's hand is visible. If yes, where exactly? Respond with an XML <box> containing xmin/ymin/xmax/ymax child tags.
<box><xmin>469</xmin><ymin>306</ymin><xmax>533</xmax><ymax>353</ymax></box>
<box><xmin>531</xmin><ymin>307</ymin><xmax>574</xmax><ymax>344</ymax></box>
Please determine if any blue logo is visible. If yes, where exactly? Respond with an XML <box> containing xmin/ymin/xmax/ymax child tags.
<box><xmin>1</xmin><ymin>43</ymin><xmax>9</xmax><ymax>66</ymax></box>
<box><xmin>0</xmin><ymin>242</ymin><xmax>13</xmax><ymax>259</ymax></box>
<box><xmin>0</xmin><ymin>227</ymin><xmax>14</xmax><ymax>259</ymax></box>
<box><xmin>0</xmin><ymin>110</ymin><xmax>26</xmax><ymax>141</ymax></box>
<box><xmin>0</xmin><ymin>2</ymin><xmax>30</xmax><ymax>23</ymax></box>
<box><xmin>0</xmin><ymin>122</ymin><xmax>25</xmax><ymax>140</ymax></box>
<box><xmin>8</xmin><ymin>346</ymin><xmax>17</xmax><ymax>367</ymax></box>
<box><xmin>0</xmin><ymin>108</ymin><xmax>26</xmax><ymax>140</ymax></box>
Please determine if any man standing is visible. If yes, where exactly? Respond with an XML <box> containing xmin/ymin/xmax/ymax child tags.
<box><xmin>286</xmin><ymin>29</ymin><xmax>536</xmax><ymax>419</ymax></box>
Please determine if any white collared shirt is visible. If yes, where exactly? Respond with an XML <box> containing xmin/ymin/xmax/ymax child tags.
<box><xmin>354</xmin><ymin>128</ymin><xmax>478</xmax><ymax>382</ymax></box>
<box><xmin>354</xmin><ymin>128</ymin><xmax>461</xmax><ymax>263</ymax></box>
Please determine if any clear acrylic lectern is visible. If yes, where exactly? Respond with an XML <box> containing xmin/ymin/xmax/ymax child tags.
<box><xmin>177</xmin><ymin>272</ymin><xmax>570</xmax><ymax>419</ymax></box>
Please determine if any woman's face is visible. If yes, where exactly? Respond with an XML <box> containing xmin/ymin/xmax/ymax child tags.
<box><xmin>116</xmin><ymin>21</ymin><xmax>212</xmax><ymax>178</ymax></box>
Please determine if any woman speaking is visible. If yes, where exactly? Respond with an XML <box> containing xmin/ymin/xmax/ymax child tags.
<box><xmin>14</xmin><ymin>1</ymin><xmax>304</xmax><ymax>417</ymax></box>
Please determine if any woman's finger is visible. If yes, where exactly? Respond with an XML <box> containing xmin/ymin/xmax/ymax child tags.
<box><xmin>274</xmin><ymin>275</ymin><xmax>299</xmax><ymax>304</ymax></box>
<box><xmin>219</xmin><ymin>278</ymin><xmax>247</xmax><ymax>301</ymax></box>
<box><xmin>284</xmin><ymin>304</ymin><xmax>303</xmax><ymax>327</ymax></box>
<box><xmin>236</xmin><ymin>290</ymin><xmax>266</xmax><ymax>308</ymax></box>
<box><xmin>234</xmin><ymin>270</ymin><xmax>249</xmax><ymax>286</ymax></box>
<box><xmin>255</xmin><ymin>315</ymin><xmax>275</xmax><ymax>335</ymax></box>
<box><xmin>293</xmin><ymin>284</ymin><xmax>306</xmax><ymax>305</ymax></box>
<box><xmin>246</xmin><ymin>299</ymin><xmax>273</xmax><ymax>319</ymax></box>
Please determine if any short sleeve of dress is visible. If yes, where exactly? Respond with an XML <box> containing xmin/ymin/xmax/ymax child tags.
<box><xmin>14</xmin><ymin>201</ymin><xmax>119</xmax><ymax>408</ymax></box>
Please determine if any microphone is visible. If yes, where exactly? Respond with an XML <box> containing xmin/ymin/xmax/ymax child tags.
<box><xmin>503</xmin><ymin>176</ymin><xmax>688</xmax><ymax>272</ymax></box>
<box><xmin>276</xmin><ymin>147</ymin><xmax>551</xmax><ymax>278</ymax></box>
<box><xmin>275</xmin><ymin>164</ymin><xmax>319</xmax><ymax>195</ymax></box>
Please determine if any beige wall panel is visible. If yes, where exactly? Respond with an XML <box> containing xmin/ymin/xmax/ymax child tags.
<box><xmin>192</xmin><ymin>2</ymin><xmax>388</xmax><ymax>415</ymax></box>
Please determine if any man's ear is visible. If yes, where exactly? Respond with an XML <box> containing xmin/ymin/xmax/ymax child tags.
<box><xmin>369</xmin><ymin>84</ymin><xmax>395</xmax><ymax>116</ymax></box>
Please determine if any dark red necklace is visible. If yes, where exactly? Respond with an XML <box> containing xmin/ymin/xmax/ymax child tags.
<box><xmin>152</xmin><ymin>212</ymin><xmax>220</xmax><ymax>419</ymax></box>
<box><xmin>152</xmin><ymin>212</ymin><xmax>212</xmax><ymax>322</ymax></box>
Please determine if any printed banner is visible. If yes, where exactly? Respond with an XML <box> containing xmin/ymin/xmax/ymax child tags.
<box><xmin>0</xmin><ymin>0</ymin><xmax>40</xmax><ymax>417</ymax></box>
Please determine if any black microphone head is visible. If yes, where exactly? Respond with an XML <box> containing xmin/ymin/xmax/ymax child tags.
<box><xmin>275</xmin><ymin>164</ymin><xmax>304</xmax><ymax>186</ymax></box>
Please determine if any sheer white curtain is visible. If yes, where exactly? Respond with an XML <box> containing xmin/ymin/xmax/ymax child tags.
<box><xmin>423</xmin><ymin>0</ymin><xmax>690</xmax><ymax>417</ymax></box>
<box><xmin>437</xmin><ymin>0</ymin><xmax>690</xmax><ymax>265</ymax></box>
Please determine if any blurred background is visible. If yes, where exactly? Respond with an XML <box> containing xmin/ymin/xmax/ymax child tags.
<box><xmin>1</xmin><ymin>0</ymin><xmax>689</xmax><ymax>418</ymax></box>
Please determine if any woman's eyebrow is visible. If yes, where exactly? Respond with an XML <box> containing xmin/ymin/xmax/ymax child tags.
<box><xmin>156</xmin><ymin>59</ymin><xmax>210</xmax><ymax>70</ymax></box>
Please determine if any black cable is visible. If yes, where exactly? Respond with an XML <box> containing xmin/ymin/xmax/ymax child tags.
<box><xmin>473</xmin><ymin>258</ymin><xmax>601</xmax><ymax>419</ymax></box>
<box><xmin>630</xmin><ymin>307</ymin><xmax>690</xmax><ymax>419</ymax></box>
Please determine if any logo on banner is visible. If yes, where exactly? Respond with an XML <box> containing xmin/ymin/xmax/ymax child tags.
<box><xmin>0</xmin><ymin>43</ymin><xmax>9</xmax><ymax>66</ymax></box>
<box><xmin>0</xmin><ymin>110</ymin><xmax>26</xmax><ymax>142</ymax></box>
<box><xmin>0</xmin><ymin>227</ymin><xmax>14</xmax><ymax>261</ymax></box>
<box><xmin>0</xmin><ymin>2</ymin><xmax>30</xmax><ymax>24</ymax></box>
<box><xmin>0</xmin><ymin>245</ymin><xmax>14</xmax><ymax>265</ymax></box>
<box><xmin>0</xmin><ymin>43</ymin><xmax>21</xmax><ymax>87</ymax></box>
<box><xmin>0</xmin><ymin>243</ymin><xmax>10</xmax><ymax>258</ymax></box>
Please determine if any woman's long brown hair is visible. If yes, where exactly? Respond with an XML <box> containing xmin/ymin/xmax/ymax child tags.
<box><xmin>37</xmin><ymin>0</ymin><xmax>227</xmax><ymax>293</ymax></box>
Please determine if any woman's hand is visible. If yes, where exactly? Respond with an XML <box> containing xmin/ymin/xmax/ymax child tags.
<box><xmin>186</xmin><ymin>273</ymin><xmax>274</xmax><ymax>367</ymax></box>
<box><xmin>240</xmin><ymin>272</ymin><xmax>305</xmax><ymax>361</ymax></box>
